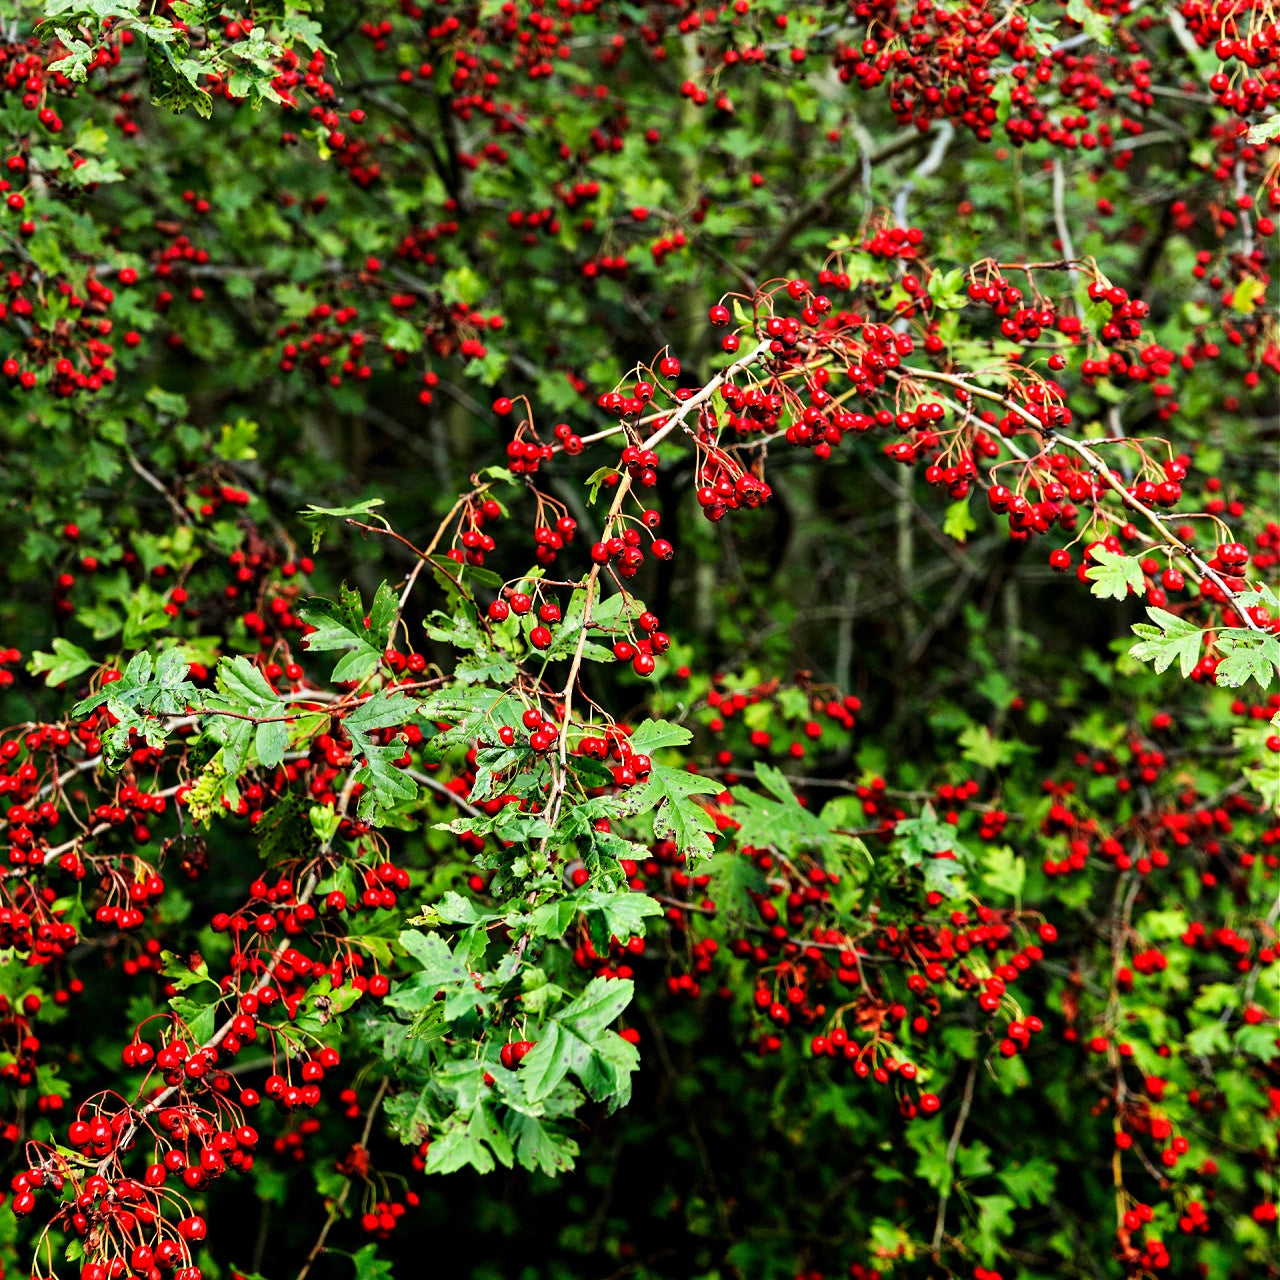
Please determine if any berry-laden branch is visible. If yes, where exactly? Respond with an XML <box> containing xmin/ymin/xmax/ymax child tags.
<box><xmin>94</xmin><ymin>868</ymin><xmax>321</xmax><ymax>1177</ymax></box>
<box><xmin>0</xmin><ymin>2</ymin><xmax>1276</xmax><ymax>1277</ymax></box>
<box><xmin>894</xmin><ymin>363</ymin><xmax>1267</xmax><ymax>630</ymax></box>
<box><xmin>5</xmin><ymin>237</ymin><xmax>1275</xmax><ymax>1278</ymax></box>
<box><xmin>548</xmin><ymin>338</ymin><xmax>774</xmax><ymax>807</ymax></box>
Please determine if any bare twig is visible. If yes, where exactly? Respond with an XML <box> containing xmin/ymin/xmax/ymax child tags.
<box><xmin>296</xmin><ymin>1075</ymin><xmax>392</xmax><ymax>1280</ymax></box>
<box><xmin>126</xmin><ymin>450</ymin><xmax>188</xmax><ymax>526</ymax></box>
<box><xmin>893</xmin><ymin>122</ymin><xmax>954</xmax><ymax>230</ymax></box>
<box><xmin>931</xmin><ymin>1060</ymin><xmax>978</xmax><ymax>1254</ymax></box>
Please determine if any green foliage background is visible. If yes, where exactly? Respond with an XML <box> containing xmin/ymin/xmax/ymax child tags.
<box><xmin>0</xmin><ymin>1</ymin><xmax>1276</xmax><ymax>1279</ymax></box>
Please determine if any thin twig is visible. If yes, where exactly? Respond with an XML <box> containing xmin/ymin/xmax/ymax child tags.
<box><xmin>296</xmin><ymin>1075</ymin><xmax>392</xmax><ymax>1280</ymax></box>
<box><xmin>126</xmin><ymin>450</ymin><xmax>188</xmax><ymax>526</ymax></box>
<box><xmin>931</xmin><ymin>1060</ymin><xmax>978</xmax><ymax>1254</ymax></box>
<box><xmin>893</xmin><ymin>122</ymin><xmax>954</xmax><ymax>230</ymax></box>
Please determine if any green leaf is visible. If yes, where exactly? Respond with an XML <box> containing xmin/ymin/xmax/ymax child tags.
<box><xmin>521</xmin><ymin>977</ymin><xmax>638</xmax><ymax>1109</ymax></box>
<box><xmin>162</xmin><ymin>953</ymin><xmax>220</xmax><ymax>1043</ymax></box>
<box><xmin>1234</xmin><ymin>1022</ymin><xmax>1280</xmax><ymax>1062</ymax></box>
<box><xmin>627</xmin><ymin>719</ymin><xmax>693</xmax><ymax>754</ymax></box>
<box><xmin>1229</xmin><ymin>277</ymin><xmax>1266</xmax><ymax>314</ymax></box>
<box><xmin>577</xmin><ymin>888</ymin><xmax>663</xmax><ymax>951</ymax></box>
<box><xmin>423</xmin><ymin>1119</ymin><xmax>490</xmax><ymax>1174</ymax></box>
<box><xmin>618</xmin><ymin>762</ymin><xmax>720</xmax><ymax>859</ymax></box>
<box><xmin>454</xmin><ymin>650</ymin><xmax>518</xmax><ymax>686</ymax></box>
<box><xmin>28</xmin><ymin>638</ymin><xmax>95</xmax><ymax>687</ymax></box>
<box><xmin>705</xmin><ymin>848</ymin><xmax>767</xmax><ymax>921</ymax></box>
<box><xmin>70</xmin><ymin>648</ymin><xmax>198</xmax><ymax>760</ymax></box>
<box><xmin>923</xmin><ymin>855</ymin><xmax>968</xmax><ymax>898</ymax></box>
<box><xmin>1247</xmin><ymin>114</ymin><xmax>1280</xmax><ymax>146</ymax></box>
<box><xmin>355</xmin><ymin>744</ymin><xmax>418</xmax><ymax>821</ymax></box>
<box><xmin>27</xmin><ymin>228</ymin><xmax>67</xmax><ymax>275</ymax></box>
<box><xmin>1085</xmin><ymin>549</ymin><xmax>1144</xmax><ymax>601</ymax></box>
<box><xmin>298</xmin><ymin>582</ymin><xmax>397</xmax><ymax>683</ymax></box>
<box><xmin>391</xmin><ymin>929</ymin><xmax>490</xmax><ymax>1020</ymax></box>
<box><xmin>300</xmin><ymin>498</ymin><xmax>388</xmax><ymax>551</ymax></box>
<box><xmin>926</xmin><ymin>267</ymin><xmax>969</xmax><ymax>311</ymax></box>
<box><xmin>1129</xmin><ymin>606</ymin><xmax>1204</xmax><ymax>677</ymax></box>
<box><xmin>440</xmin><ymin>265</ymin><xmax>487</xmax><ymax>307</ymax></box>
<box><xmin>943</xmin><ymin>498</ymin><xmax>976</xmax><ymax>543</ymax></box>
<box><xmin>729</xmin><ymin>763</ymin><xmax>828</xmax><ymax>855</ymax></box>
<box><xmin>980</xmin><ymin>846</ymin><xmax>1026</xmax><ymax>900</ymax></box>
<box><xmin>214</xmin><ymin>655</ymin><xmax>278</xmax><ymax>709</ymax></box>
<box><xmin>909</xmin><ymin>1123</ymin><xmax>953</xmax><ymax>1196</ymax></box>
<box><xmin>254</xmin><ymin>719</ymin><xmax>289</xmax><ymax>770</ymax></box>
<box><xmin>122</xmin><ymin>584</ymin><xmax>172</xmax><ymax>647</ymax></box>
<box><xmin>956</xmin><ymin>1140</ymin><xmax>994</xmax><ymax>1180</ymax></box>
<box><xmin>584</xmin><ymin>467</ymin><xmax>618</xmax><ymax>505</ymax></box>
<box><xmin>351</xmin><ymin>1243</ymin><xmax>395</xmax><ymax>1280</ymax></box>
<box><xmin>894</xmin><ymin>805</ymin><xmax>967</xmax><ymax>864</ymax></box>
<box><xmin>1214</xmin><ymin>630</ymin><xmax>1280</xmax><ymax>691</ymax></box>
<box><xmin>506</xmin><ymin>1110</ymin><xmax>580</xmax><ymax>1176</ymax></box>
<box><xmin>346</xmin><ymin>691</ymin><xmax>416</xmax><ymax>736</ymax></box>
<box><xmin>997</xmin><ymin>1156</ymin><xmax>1057</xmax><ymax>1208</ymax></box>
<box><xmin>1065</xmin><ymin>0</ymin><xmax>1113</xmax><ymax>44</ymax></box>
<box><xmin>973</xmin><ymin>1194</ymin><xmax>1018</xmax><ymax>1266</ymax></box>
<box><xmin>1185</xmin><ymin>1021</ymin><xmax>1230</xmax><ymax>1056</ymax></box>
<box><xmin>958</xmin><ymin>724</ymin><xmax>1017</xmax><ymax>769</ymax></box>
<box><xmin>528</xmin><ymin>898</ymin><xmax>581</xmax><ymax>940</ymax></box>
<box><xmin>894</xmin><ymin>805</ymin><xmax>972</xmax><ymax>898</ymax></box>
<box><xmin>382</xmin><ymin>316</ymin><xmax>423</xmax><ymax>353</ymax></box>
<box><xmin>216</xmin><ymin>419</ymin><xmax>259</xmax><ymax>461</ymax></box>
<box><xmin>519</xmin><ymin>1022</ymin><xmax>570</xmax><ymax>1101</ymax></box>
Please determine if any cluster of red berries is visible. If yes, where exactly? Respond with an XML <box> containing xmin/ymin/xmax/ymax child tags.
<box><xmin>92</xmin><ymin>869</ymin><xmax>165</xmax><ymax>931</ymax></box>
<box><xmin>1190</xmin><ymin>7</ymin><xmax>1280</xmax><ymax>120</ymax></box>
<box><xmin>693</xmin><ymin>448</ymin><xmax>772</xmax><ymax>522</ymax></box>
<box><xmin>503</xmin><ymin>426</ymin><xmax>556</xmax><ymax>475</ymax></box>
<box><xmin>531</xmin><ymin>511</ymin><xmax>579</xmax><ymax>565</ymax></box>
<box><xmin>499</xmin><ymin>1038</ymin><xmax>536</xmax><ymax>1068</ymax></box>
<box><xmin>360</xmin><ymin>1193</ymin><xmax>420</xmax><ymax>1238</ymax></box>
<box><xmin>577</xmin><ymin>728</ymin><xmax>654</xmax><ymax>788</ymax></box>
<box><xmin>705</xmin><ymin>687</ymin><xmax>858</xmax><ymax>773</ymax></box>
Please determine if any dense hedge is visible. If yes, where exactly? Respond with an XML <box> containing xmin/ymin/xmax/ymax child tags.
<box><xmin>0</xmin><ymin>2</ymin><xmax>1277</xmax><ymax>1279</ymax></box>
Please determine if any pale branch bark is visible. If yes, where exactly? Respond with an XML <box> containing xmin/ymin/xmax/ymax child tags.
<box><xmin>126</xmin><ymin>449</ymin><xmax>189</xmax><ymax>526</ymax></box>
<box><xmin>931</xmin><ymin>1059</ymin><xmax>978</xmax><ymax>1254</ymax></box>
<box><xmin>543</xmin><ymin>338</ymin><xmax>774</xmax><ymax>832</ymax></box>
<box><xmin>892</xmin><ymin>122</ymin><xmax>954</xmax><ymax>230</ymax></box>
